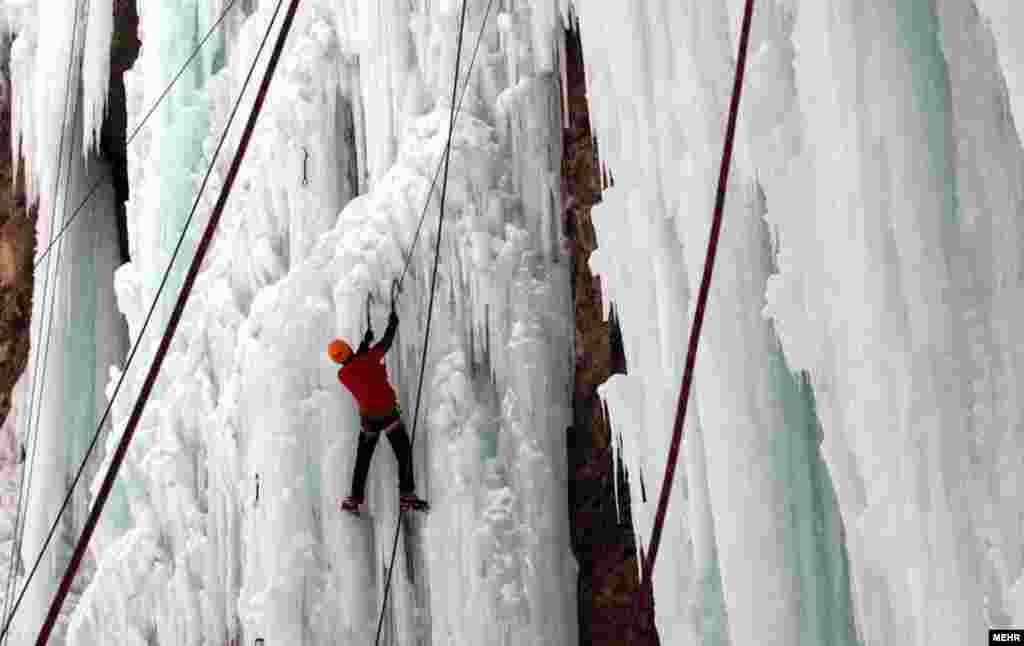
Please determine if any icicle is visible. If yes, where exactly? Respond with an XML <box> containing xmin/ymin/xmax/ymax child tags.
<box><xmin>527</xmin><ymin>0</ymin><xmax>556</xmax><ymax>73</ymax></box>
<box><xmin>606</xmin><ymin>397</ymin><xmax>620</xmax><ymax>524</ymax></box>
<box><xmin>81</xmin><ymin>0</ymin><xmax>112</xmax><ymax>155</ymax></box>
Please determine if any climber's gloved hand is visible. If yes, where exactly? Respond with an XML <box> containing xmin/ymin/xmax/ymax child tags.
<box><xmin>363</xmin><ymin>328</ymin><xmax>374</xmax><ymax>343</ymax></box>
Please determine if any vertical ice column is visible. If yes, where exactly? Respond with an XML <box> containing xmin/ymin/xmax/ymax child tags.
<box><xmin>674</xmin><ymin>153</ymin><xmax>799</xmax><ymax>646</ymax></box>
<box><xmin>14</xmin><ymin>112</ymin><xmax>122</xmax><ymax>646</ymax></box>
<box><xmin>500</xmin><ymin>262</ymin><xmax>575</xmax><ymax>646</ymax></box>
<box><xmin>2</xmin><ymin>0</ymin><xmax>122</xmax><ymax>638</ymax></box>
<box><xmin>494</xmin><ymin>75</ymin><xmax>563</xmax><ymax>270</ymax></box>
<box><xmin>62</xmin><ymin>155</ymin><xmax>126</xmax><ymax>571</ymax></box>
<box><xmin>426</xmin><ymin>348</ymin><xmax>488</xmax><ymax>646</ymax></box>
<box><xmin>238</xmin><ymin>298</ymin><xmax>339</xmax><ymax>646</ymax></box>
<box><xmin>683</xmin><ymin>418</ymin><xmax>729</xmax><ymax>646</ymax></box>
<box><xmin>933</xmin><ymin>0</ymin><xmax>1024</xmax><ymax>631</ymax></box>
<box><xmin>128</xmin><ymin>0</ymin><xmax>216</xmax><ymax>339</ymax></box>
<box><xmin>358</xmin><ymin>0</ymin><xmax>407</xmax><ymax>185</ymax></box>
<box><xmin>0</xmin><ymin>375</ymin><xmax>26</xmax><ymax>641</ymax></box>
<box><xmin>975</xmin><ymin>0</ymin><xmax>1024</xmax><ymax>135</ymax></box>
<box><xmin>780</xmin><ymin>1</ymin><xmax>983</xmax><ymax>643</ymax></box>
<box><xmin>749</xmin><ymin>0</ymin><xmax>1024</xmax><ymax>641</ymax></box>
<box><xmin>766</xmin><ymin>353</ymin><xmax>860</xmax><ymax>646</ymax></box>
<box><xmin>868</xmin><ymin>2</ymin><xmax>977</xmax><ymax>642</ymax></box>
<box><xmin>578</xmin><ymin>0</ymin><xmax>863</xmax><ymax>643</ymax></box>
<box><xmin>80</xmin><ymin>0</ymin><xmax>112</xmax><ymax>154</ymax></box>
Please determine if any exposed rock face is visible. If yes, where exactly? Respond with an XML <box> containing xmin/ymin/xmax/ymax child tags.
<box><xmin>102</xmin><ymin>0</ymin><xmax>140</xmax><ymax>263</ymax></box>
<box><xmin>0</xmin><ymin>0</ymin><xmax>138</xmax><ymax>427</ymax></box>
<box><xmin>0</xmin><ymin>31</ymin><xmax>36</xmax><ymax>429</ymax></box>
<box><xmin>0</xmin><ymin>6</ymin><xmax>660</xmax><ymax>641</ymax></box>
<box><xmin>563</xmin><ymin>25</ymin><xmax>659</xmax><ymax>646</ymax></box>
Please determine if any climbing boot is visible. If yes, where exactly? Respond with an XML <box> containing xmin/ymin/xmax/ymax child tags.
<box><xmin>399</xmin><ymin>493</ymin><xmax>429</xmax><ymax>513</ymax></box>
<box><xmin>340</xmin><ymin>495</ymin><xmax>366</xmax><ymax>515</ymax></box>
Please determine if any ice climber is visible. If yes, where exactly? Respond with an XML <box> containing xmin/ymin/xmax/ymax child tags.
<box><xmin>328</xmin><ymin>305</ymin><xmax>429</xmax><ymax>515</ymax></box>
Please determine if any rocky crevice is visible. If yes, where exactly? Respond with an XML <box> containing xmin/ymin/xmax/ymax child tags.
<box><xmin>0</xmin><ymin>29</ymin><xmax>37</xmax><ymax>430</ymax></box>
<box><xmin>563</xmin><ymin>24</ymin><xmax>660</xmax><ymax>646</ymax></box>
<box><xmin>0</xmin><ymin>0</ymin><xmax>138</xmax><ymax>427</ymax></box>
<box><xmin>102</xmin><ymin>0</ymin><xmax>140</xmax><ymax>264</ymax></box>
<box><xmin>0</xmin><ymin>7</ymin><xmax>667</xmax><ymax>643</ymax></box>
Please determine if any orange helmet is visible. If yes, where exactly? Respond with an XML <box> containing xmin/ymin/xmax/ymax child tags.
<box><xmin>328</xmin><ymin>338</ymin><xmax>353</xmax><ymax>364</ymax></box>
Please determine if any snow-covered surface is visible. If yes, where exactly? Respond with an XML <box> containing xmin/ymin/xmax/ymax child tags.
<box><xmin>578</xmin><ymin>0</ymin><xmax>1024</xmax><ymax>644</ymax></box>
<box><xmin>0</xmin><ymin>378</ymin><xmax>23</xmax><ymax>624</ymax></box>
<box><xmin>2</xmin><ymin>0</ymin><xmax>1024</xmax><ymax>645</ymax></box>
<box><xmin>4</xmin><ymin>0</ymin><xmax>576</xmax><ymax>644</ymax></box>
<box><xmin>1</xmin><ymin>1</ymin><xmax>125</xmax><ymax>640</ymax></box>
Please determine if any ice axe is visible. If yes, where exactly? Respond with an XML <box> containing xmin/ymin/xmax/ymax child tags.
<box><xmin>390</xmin><ymin>278</ymin><xmax>401</xmax><ymax>312</ymax></box>
<box><xmin>365</xmin><ymin>279</ymin><xmax>400</xmax><ymax>341</ymax></box>
<box><xmin>365</xmin><ymin>291</ymin><xmax>375</xmax><ymax>339</ymax></box>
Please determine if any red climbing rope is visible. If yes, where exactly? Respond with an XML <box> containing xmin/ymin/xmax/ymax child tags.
<box><xmin>638</xmin><ymin>0</ymin><xmax>757</xmax><ymax>610</ymax></box>
<box><xmin>32</xmin><ymin>1</ymin><xmax>303</xmax><ymax>642</ymax></box>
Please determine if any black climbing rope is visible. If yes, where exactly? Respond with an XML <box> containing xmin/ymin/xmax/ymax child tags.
<box><xmin>366</xmin><ymin>290</ymin><xmax>375</xmax><ymax>337</ymax></box>
<box><xmin>394</xmin><ymin>0</ymin><xmax>497</xmax><ymax>295</ymax></box>
<box><xmin>373</xmin><ymin>1</ymin><xmax>478</xmax><ymax>643</ymax></box>
<box><xmin>0</xmin><ymin>1</ymin><xmax>85</xmax><ymax>641</ymax></box>
<box><xmin>33</xmin><ymin>0</ymin><xmax>299</xmax><ymax>640</ymax></box>
<box><xmin>0</xmin><ymin>0</ymin><xmax>83</xmax><ymax>638</ymax></box>
<box><xmin>1</xmin><ymin>1</ymin><xmax>294</xmax><ymax>642</ymax></box>
<box><xmin>0</xmin><ymin>0</ymin><xmax>247</xmax><ymax>341</ymax></box>
<box><xmin>30</xmin><ymin>0</ymin><xmax>246</xmax><ymax>270</ymax></box>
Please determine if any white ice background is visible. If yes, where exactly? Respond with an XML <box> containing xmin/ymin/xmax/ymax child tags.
<box><xmin>0</xmin><ymin>0</ymin><xmax>1021</xmax><ymax>645</ymax></box>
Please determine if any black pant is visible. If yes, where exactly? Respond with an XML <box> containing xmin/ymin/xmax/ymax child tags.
<box><xmin>350</xmin><ymin>413</ymin><xmax>416</xmax><ymax>499</ymax></box>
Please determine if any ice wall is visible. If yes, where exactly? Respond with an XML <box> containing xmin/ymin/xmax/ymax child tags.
<box><xmin>0</xmin><ymin>374</ymin><xmax>25</xmax><ymax>630</ymax></box>
<box><xmin>577</xmin><ymin>0</ymin><xmax>1024</xmax><ymax>645</ymax></box>
<box><xmin>0</xmin><ymin>0</ymin><xmax>577</xmax><ymax>644</ymax></box>
<box><xmin>0</xmin><ymin>0</ymin><xmax>125</xmax><ymax>642</ymax></box>
<box><xmin>5</xmin><ymin>115</ymin><xmax>123</xmax><ymax>646</ymax></box>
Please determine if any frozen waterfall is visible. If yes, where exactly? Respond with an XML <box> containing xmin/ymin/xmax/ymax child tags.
<box><xmin>0</xmin><ymin>0</ymin><xmax>1023</xmax><ymax>645</ymax></box>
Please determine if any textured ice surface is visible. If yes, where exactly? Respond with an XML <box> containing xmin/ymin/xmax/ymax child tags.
<box><xmin>3</xmin><ymin>0</ymin><xmax>1023</xmax><ymax>645</ymax></box>
<box><xmin>578</xmin><ymin>0</ymin><xmax>1024</xmax><ymax>644</ymax></box>
<box><xmin>3</xmin><ymin>0</ymin><xmax>575</xmax><ymax>644</ymax></box>
<box><xmin>1</xmin><ymin>82</ymin><xmax>123</xmax><ymax>646</ymax></box>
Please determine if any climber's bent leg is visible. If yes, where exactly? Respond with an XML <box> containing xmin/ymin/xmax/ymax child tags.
<box><xmin>384</xmin><ymin>420</ymin><xmax>416</xmax><ymax>495</ymax></box>
<box><xmin>350</xmin><ymin>428</ymin><xmax>380</xmax><ymax>500</ymax></box>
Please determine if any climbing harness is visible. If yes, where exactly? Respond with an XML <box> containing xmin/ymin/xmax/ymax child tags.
<box><xmin>28</xmin><ymin>0</ymin><xmax>301</xmax><ymax>642</ymax></box>
<box><xmin>364</xmin><ymin>417</ymin><xmax>402</xmax><ymax>437</ymax></box>
<box><xmin>634</xmin><ymin>0</ymin><xmax>757</xmax><ymax>625</ymax></box>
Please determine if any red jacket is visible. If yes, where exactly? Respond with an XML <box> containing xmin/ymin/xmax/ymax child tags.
<box><xmin>337</xmin><ymin>315</ymin><xmax>399</xmax><ymax>416</ymax></box>
<box><xmin>338</xmin><ymin>347</ymin><xmax>398</xmax><ymax>416</ymax></box>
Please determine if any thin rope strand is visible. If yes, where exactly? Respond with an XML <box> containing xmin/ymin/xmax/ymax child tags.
<box><xmin>1</xmin><ymin>1</ymin><xmax>287</xmax><ymax>639</ymax></box>
<box><xmin>0</xmin><ymin>2</ymin><xmax>84</xmax><ymax>640</ymax></box>
<box><xmin>374</xmin><ymin>2</ymin><xmax>470</xmax><ymax>644</ymax></box>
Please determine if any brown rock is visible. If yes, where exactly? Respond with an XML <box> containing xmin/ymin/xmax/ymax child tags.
<box><xmin>0</xmin><ymin>239</ymin><xmax>15</xmax><ymax>287</ymax></box>
<box><xmin>564</xmin><ymin>23</ymin><xmax>660</xmax><ymax>646</ymax></box>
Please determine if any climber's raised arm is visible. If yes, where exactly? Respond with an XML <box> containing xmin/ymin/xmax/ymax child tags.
<box><xmin>355</xmin><ymin>328</ymin><xmax>374</xmax><ymax>355</ymax></box>
<box><xmin>372</xmin><ymin>310</ymin><xmax>399</xmax><ymax>355</ymax></box>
